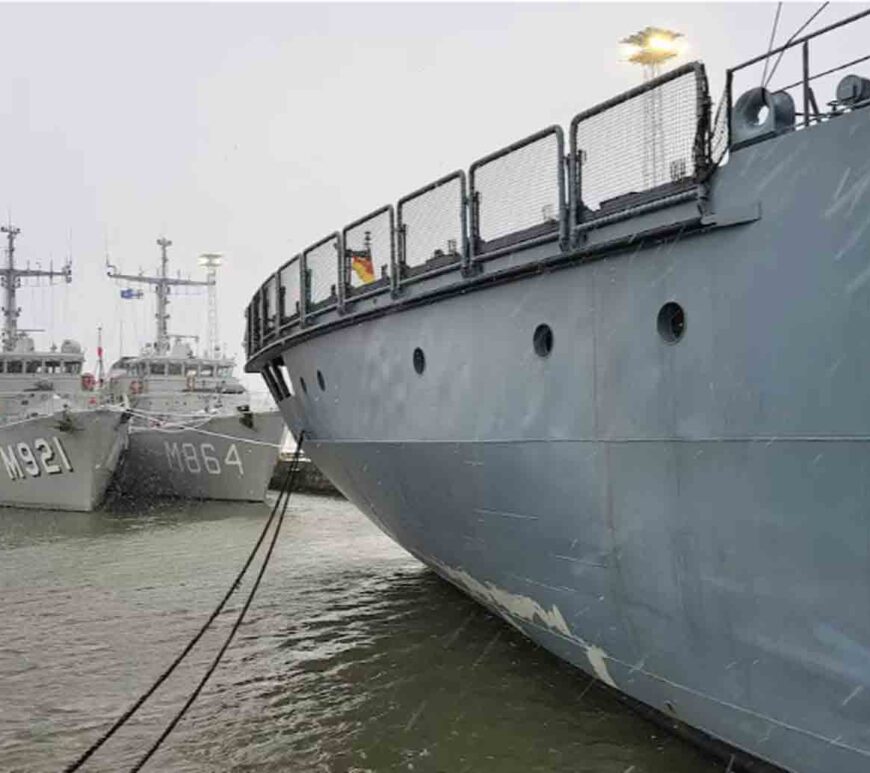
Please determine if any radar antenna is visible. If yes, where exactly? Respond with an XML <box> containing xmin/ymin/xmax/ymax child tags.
<box><xmin>106</xmin><ymin>236</ymin><xmax>213</xmax><ymax>356</ymax></box>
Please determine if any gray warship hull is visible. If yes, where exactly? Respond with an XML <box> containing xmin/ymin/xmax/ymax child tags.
<box><xmin>114</xmin><ymin>411</ymin><xmax>284</xmax><ymax>502</ymax></box>
<box><xmin>0</xmin><ymin>409</ymin><xmax>128</xmax><ymax>512</ymax></box>
<box><xmin>245</xmin><ymin>26</ymin><xmax>870</xmax><ymax>773</ymax></box>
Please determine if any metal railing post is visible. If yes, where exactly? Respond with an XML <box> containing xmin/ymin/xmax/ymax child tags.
<box><xmin>802</xmin><ymin>40</ymin><xmax>811</xmax><ymax>127</ymax></box>
<box><xmin>336</xmin><ymin>236</ymin><xmax>346</xmax><ymax>315</ymax></box>
<box><xmin>725</xmin><ymin>69</ymin><xmax>733</xmax><ymax>151</ymax></box>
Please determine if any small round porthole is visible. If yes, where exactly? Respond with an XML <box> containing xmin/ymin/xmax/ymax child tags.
<box><xmin>317</xmin><ymin>370</ymin><xmax>326</xmax><ymax>391</ymax></box>
<box><xmin>657</xmin><ymin>302</ymin><xmax>686</xmax><ymax>344</ymax></box>
<box><xmin>533</xmin><ymin>324</ymin><xmax>554</xmax><ymax>357</ymax></box>
<box><xmin>413</xmin><ymin>347</ymin><xmax>426</xmax><ymax>375</ymax></box>
<box><xmin>300</xmin><ymin>376</ymin><xmax>308</xmax><ymax>394</ymax></box>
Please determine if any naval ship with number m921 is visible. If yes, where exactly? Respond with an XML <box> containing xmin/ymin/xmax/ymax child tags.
<box><xmin>246</xmin><ymin>10</ymin><xmax>870</xmax><ymax>773</ymax></box>
<box><xmin>0</xmin><ymin>225</ymin><xmax>129</xmax><ymax>512</ymax></box>
<box><xmin>105</xmin><ymin>238</ymin><xmax>284</xmax><ymax>502</ymax></box>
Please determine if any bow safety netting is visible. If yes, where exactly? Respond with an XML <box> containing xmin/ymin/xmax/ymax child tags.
<box><xmin>572</xmin><ymin>66</ymin><xmax>707</xmax><ymax>216</ymax></box>
<box><xmin>304</xmin><ymin>236</ymin><xmax>340</xmax><ymax>310</ymax></box>
<box><xmin>398</xmin><ymin>174</ymin><xmax>465</xmax><ymax>270</ymax></box>
<box><xmin>472</xmin><ymin>128</ymin><xmax>563</xmax><ymax>250</ymax></box>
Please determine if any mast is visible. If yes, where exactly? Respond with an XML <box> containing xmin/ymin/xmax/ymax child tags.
<box><xmin>1</xmin><ymin>224</ymin><xmax>72</xmax><ymax>352</ymax></box>
<box><xmin>198</xmin><ymin>253</ymin><xmax>223</xmax><ymax>359</ymax></box>
<box><xmin>106</xmin><ymin>236</ymin><xmax>213</xmax><ymax>356</ymax></box>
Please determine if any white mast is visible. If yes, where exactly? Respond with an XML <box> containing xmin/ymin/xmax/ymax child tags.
<box><xmin>198</xmin><ymin>253</ymin><xmax>223</xmax><ymax>359</ymax></box>
<box><xmin>106</xmin><ymin>236</ymin><xmax>213</xmax><ymax>356</ymax></box>
<box><xmin>1</xmin><ymin>224</ymin><xmax>72</xmax><ymax>352</ymax></box>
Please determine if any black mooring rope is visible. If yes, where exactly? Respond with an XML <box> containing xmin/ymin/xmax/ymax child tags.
<box><xmin>65</xmin><ymin>432</ymin><xmax>305</xmax><ymax>772</ymax></box>
<box><xmin>128</xmin><ymin>434</ymin><xmax>304</xmax><ymax>771</ymax></box>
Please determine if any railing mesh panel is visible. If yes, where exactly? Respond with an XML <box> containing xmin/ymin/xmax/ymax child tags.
<box><xmin>345</xmin><ymin>210</ymin><xmax>392</xmax><ymax>290</ymax></box>
<box><xmin>249</xmin><ymin>300</ymin><xmax>261</xmax><ymax>353</ymax></box>
<box><xmin>245</xmin><ymin>303</ymin><xmax>253</xmax><ymax>356</ymax></box>
<box><xmin>473</xmin><ymin>132</ymin><xmax>561</xmax><ymax>243</ymax></box>
<box><xmin>573</xmin><ymin>69</ymin><xmax>701</xmax><ymax>213</ymax></box>
<box><xmin>280</xmin><ymin>260</ymin><xmax>300</xmax><ymax>321</ymax></box>
<box><xmin>305</xmin><ymin>237</ymin><xmax>339</xmax><ymax>307</ymax></box>
<box><xmin>263</xmin><ymin>276</ymin><xmax>278</xmax><ymax>333</ymax></box>
<box><xmin>400</xmin><ymin>177</ymin><xmax>463</xmax><ymax>268</ymax></box>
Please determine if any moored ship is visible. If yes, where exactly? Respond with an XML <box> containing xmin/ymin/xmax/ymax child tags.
<box><xmin>106</xmin><ymin>238</ymin><xmax>283</xmax><ymax>502</ymax></box>
<box><xmin>0</xmin><ymin>225</ymin><xmax>128</xmax><ymax>512</ymax></box>
<box><xmin>242</xmin><ymin>11</ymin><xmax>870</xmax><ymax>773</ymax></box>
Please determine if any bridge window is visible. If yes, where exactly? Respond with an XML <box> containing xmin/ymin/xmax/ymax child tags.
<box><xmin>25</xmin><ymin>360</ymin><xmax>43</xmax><ymax>374</ymax></box>
<box><xmin>63</xmin><ymin>362</ymin><xmax>81</xmax><ymax>375</ymax></box>
<box><xmin>200</xmin><ymin>365</ymin><xmax>214</xmax><ymax>377</ymax></box>
<box><xmin>44</xmin><ymin>360</ymin><xmax>61</xmax><ymax>374</ymax></box>
<box><xmin>150</xmin><ymin>362</ymin><xmax>167</xmax><ymax>376</ymax></box>
<box><xmin>168</xmin><ymin>362</ymin><xmax>183</xmax><ymax>376</ymax></box>
<box><xmin>7</xmin><ymin>360</ymin><xmax>22</xmax><ymax>374</ymax></box>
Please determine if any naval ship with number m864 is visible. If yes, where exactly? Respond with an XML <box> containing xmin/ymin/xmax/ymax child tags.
<box><xmin>0</xmin><ymin>225</ymin><xmax>129</xmax><ymax>512</ymax></box>
<box><xmin>105</xmin><ymin>237</ymin><xmax>283</xmax><ymax>502</ymax></box>
<box><xmin>245</xmin><ymin>11</ymin><xmax>870</xmax><ymax>773</ymax></box>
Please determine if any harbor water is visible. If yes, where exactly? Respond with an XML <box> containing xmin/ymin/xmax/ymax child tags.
<box><xmin>0</xmin><ymin>493</ymin><xmax>721</xmax><ymax>772</ymax></box>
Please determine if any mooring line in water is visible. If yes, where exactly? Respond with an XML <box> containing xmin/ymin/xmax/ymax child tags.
<box><xmin>64</xmin><ymin>432</ymin><xmax>305</xmax><ymax>773</ymax></box>
<box><xmin>128</xmin><ymin>433</ymin><xmax>304</xmax><ymax>772</ymax></box>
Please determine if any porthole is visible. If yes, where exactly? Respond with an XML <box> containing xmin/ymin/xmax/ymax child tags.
<box><xmin>413</xmin><ymin>347</ymin><xmax>426</xmax><ymax>375</ymax></box>
<box><xmin>317</xmin><ymin>370</ymin><xmax>326</xmax><ymax>391</ymax></box>
<box><xmin>533</xmin><ymin>324</ymin><xmax>554</xmax><ymax>357</ymax></box>
<box><xmin>657</xmin><ymin>302</ymin><xmax>686</xmax><ymax>344</ymax></box>
<box><xmin>300</xmin><ymin>376</ymin><xmax>308</xmax><ymax>394</ymax></box>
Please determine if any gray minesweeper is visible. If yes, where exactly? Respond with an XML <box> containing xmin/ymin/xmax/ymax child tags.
<box><xmin>105</xmin><ymin>238</ymin><xmax>283</xmax><ymax>502</ymax></box>
<box><xmin>245</xmin><ymin>13</ymin><xmax>870</xmax><ymax>773</ymax></box>
<box><xmin>0</xmin><ymin>225</ymin><xmax>129</xmax><ymax>512</ymax></box>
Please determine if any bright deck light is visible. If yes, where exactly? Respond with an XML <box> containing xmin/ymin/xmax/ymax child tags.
<box><xmin>620</xmin><ymin>27</ymin><xmax>684</xmax><ymax>66</ymax></box>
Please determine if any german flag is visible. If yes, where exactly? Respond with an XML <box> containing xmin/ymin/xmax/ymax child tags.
<box><xmin>351</xmin><ymin>252</ymin><xmax>375</xmax><ymax>284</ymax></box>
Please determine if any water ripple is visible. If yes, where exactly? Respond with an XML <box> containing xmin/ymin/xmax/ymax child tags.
<box><xmin>0</xmin><ymin>494</ymin><xmax>718</xmax><ymax>772</ymax></box>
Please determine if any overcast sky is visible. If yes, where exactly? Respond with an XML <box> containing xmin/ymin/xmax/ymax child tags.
<box><xmin>1</xmin><ymin>1</ymin><xmax>867</xmax><ymax>387</ymax></box>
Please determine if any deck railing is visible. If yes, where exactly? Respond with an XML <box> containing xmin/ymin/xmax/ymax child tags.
<box><xmin>470</xmin><ymin>125</ymin><xmax>566</xmax><ymax>258</ymax></box>
<box><xmin>724</xmin><ymin>7</ymin><xmax>870</xmax><ymax>150</ymax></box>
<box><xmin>569</xmin><ymin>62</ymin><xmax>709</xmax><ymax>231</ymax></box>
<box><xmin>397</xmin><ymin>171</ymin><xmax>468</xmax><ymax>283</ymax></box>
<box><xmin>248</xmin><ymin>11</ymin><xmax>870</xmax><ymax>359</ymax></box>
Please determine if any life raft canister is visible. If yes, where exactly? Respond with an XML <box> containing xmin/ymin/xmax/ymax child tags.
<box><xmin>81</xmin><ymin>372</ymin><xmax>96</xmax><ymax>391</ymax></box>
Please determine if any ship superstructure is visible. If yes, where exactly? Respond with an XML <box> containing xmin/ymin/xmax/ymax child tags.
<box><xmin>106</xmin><ymin>237</ymin><xmax>282</xmax><ymax>501</ymax></box>
<box><xmin>243</xmin><ymin>11</ymin><xmax>870</xmax><ymax>773</ymax></box>
<box><xmin>0</xmin><ymin>225</ymin><xmax>128</xmax><ymax>511</ymax></box>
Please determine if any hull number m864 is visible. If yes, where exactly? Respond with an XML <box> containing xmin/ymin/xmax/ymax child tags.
<box><xmin>1</xmin><ymin>437</ymin><xmax>74</xmax><ymax>481</ymax></box>
<box><xmin>164</xmin><ymin>441</ymin><xmax>245</xmax><ymax>476</ymax></box>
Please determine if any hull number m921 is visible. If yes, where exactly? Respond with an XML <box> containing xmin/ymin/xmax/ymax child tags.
<box><xmin>164</xmin><ymin>441</ymin><xmax>245</xmax><ymax>476</ymax></box>
<box><xmin>1</xmin><ymin>437</ymin><xmax>74</xmax><ymax>481</ymax></box>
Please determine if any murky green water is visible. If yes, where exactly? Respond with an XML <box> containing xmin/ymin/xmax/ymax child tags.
<box><xmin>0</xmin><ymin>493</ymin><xmax>720</xmax><ymax>772</ymax></box>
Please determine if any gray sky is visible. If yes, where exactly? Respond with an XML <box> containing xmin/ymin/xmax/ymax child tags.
<box><xmin>0</xmin><ymin>2</ymin><xmax>865</xmax><ymax>386</ymax></box>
